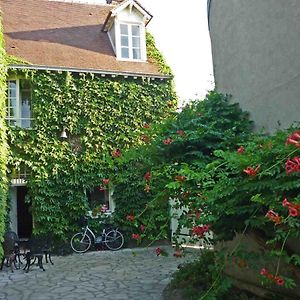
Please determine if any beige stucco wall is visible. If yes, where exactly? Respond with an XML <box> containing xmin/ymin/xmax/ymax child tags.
<box><xmin>209</xmin><ymin>0</ymin><xmax>300</xmax><ymax>133</ymax></box>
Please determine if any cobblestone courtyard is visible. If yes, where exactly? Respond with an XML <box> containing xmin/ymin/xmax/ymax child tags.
<box><xmin>0</xmin><ymin>246</ymin><xmax>197</xmax><ymax>300</ymax></box>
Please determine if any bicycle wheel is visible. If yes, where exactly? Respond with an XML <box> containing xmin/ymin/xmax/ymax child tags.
<box><xmin>104</xmin><ymin>229</ymin><xmax>124</xmax><ymax>251</ymax></box>
<box><xmin>70</xmin><ymin>233</ymin><xmax>92</xmax><ymax>253</ymax></box>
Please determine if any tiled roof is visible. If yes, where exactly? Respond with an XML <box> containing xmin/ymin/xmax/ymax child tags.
<box><xmin>1</xmin><ymin>0</ymin><xmax>163</xmax><ymax>76</ymax></box>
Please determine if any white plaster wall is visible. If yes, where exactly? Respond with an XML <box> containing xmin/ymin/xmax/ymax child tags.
<box><xmin>209</xmin><ymin>0</ymin><xmax>300</xmax><ymax>133</ymax></box>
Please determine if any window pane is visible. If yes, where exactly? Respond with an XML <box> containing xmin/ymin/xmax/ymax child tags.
<box><xmin>133</xmin><ymin>48</ymin><xmax>141</xmax><ymax>60</ymax></box>
<box><xmin>9</xmin><ymin>81</ymin><xmax>16</xmax><ymax>90</ymax></box>
<box><xmin>131</xmin><ymin>25</ymin><xmax>140</xmax><ymax>37</ymax></box>
<box><xmin>19</xmin><ymin>80</ymin><xmax>32</xmax><ymax>128</ymax></box>
<box><xmin>21</xmin><ymin>90</ymin><xmax>31</xmax><ymax>119</ymax></box>
<box><xmin>10</xmin><ymin>98</ymin><xmax>16</xmax><ymax>107</ymax></box>
<box><xmin>132</xmin><ymin>36</ymin><xmax>140</xmax><ymax>48</ymax></box>
<box><xmin>121</xmin><ymin>36</ymin><xmax>129</xmax><ymax>47</ymax></box>
<box><xmin>21</xmin><ymin>119</ymin><xmax>31</xmax><ymax>129</ymax></box>
<box><xmin>121</xmin><ymin>47</ymin><xmax>129</xmax><ymax>58</ymax></box>
<box><xmin>7</xmin><ymin>81</ymin><xmax>17</xmax><ymax>119</ymax></box>
<box><xmin>120</xmin><ymin>24</ymin><xmax>128</xmax><ymax>35</ymax></box>
<box><xmin>9</xmin><ymin>87</ymin><xmax>16</xmax><ymax>98</ymax></box>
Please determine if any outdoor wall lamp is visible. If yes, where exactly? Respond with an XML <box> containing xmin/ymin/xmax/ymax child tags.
<box><xmin>60</xmin><ymin>127</ymin><xmax>68</xmax><ymax>139</ymax></box>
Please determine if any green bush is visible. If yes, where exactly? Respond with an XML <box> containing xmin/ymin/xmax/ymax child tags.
<box><xmin>112</xmin><ymin>92</ymin><xmax>253</xmax><ymax>244</ymax></box>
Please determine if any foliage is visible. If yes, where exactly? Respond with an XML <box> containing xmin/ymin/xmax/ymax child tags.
<box><xmin>7</xmin><ymin>67</ymin><xmax>176</xmax><ymax>240</ymax></box>
<box><xmin>165</xmin><ymin>128</ymin><xmax>300</xmax><ymax>297</ymax></box>
<box><xmin>115</xmin><ymin>90</ymin><xmax>300</xmax><ymax>297</ymax></box>
<box><xmin>112</xmin><ymin>92</ymin><xmax>253</xmax><ymax>243</ymax></box>
<box><xmin>146</xmin><ymin>32</ymin><xmax>173</xmax><ymax>76</ymax></box>
<box><xmin>165</xmin><ymin>250</ymin><xmax>261</xmax><ymax>300</ymax></box>
<box><xmin>0</xmin><ymin>17</ymin><xmax>8</xmax><ymax>259</ymax></box>
<box><xmin>194</xmin><ymin>129</ymin><xmax>300</xmax><ymax>290</ymax></box>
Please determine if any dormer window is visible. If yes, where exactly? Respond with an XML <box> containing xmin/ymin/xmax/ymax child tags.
<box><xmin>120</xmin><ymin>23</ymin><xmax>141</xmax><ymax>60</ymax></box>
<box><xmin>102</xmin><ymin>0</ymin><xmax>152</xmax><ymax>62</ymax></box>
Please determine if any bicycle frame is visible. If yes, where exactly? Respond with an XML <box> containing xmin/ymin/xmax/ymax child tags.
<box><xmin>82</xmin><ymin>225</ymin><xmax>95</xmax><ymax>241</ymax></box>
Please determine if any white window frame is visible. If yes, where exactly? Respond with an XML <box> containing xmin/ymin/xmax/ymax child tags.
<box><xmin>6</xmin><ymin>79</ymin><xmax>33</xmax><ymax>128</ymax></box>
<box><xmin>115</xmin><ymin>20</ymin><xmax>147</xmax><ymax>62</ymax></box>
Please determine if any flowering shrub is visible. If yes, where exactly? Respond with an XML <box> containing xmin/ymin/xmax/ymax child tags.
<box><xmin>185</xmin><ymin>129</ymin><xmax>300</xmax><ymax>295</ymax></box>
<box><xmin>112</xmin><ymin>92</ymin><xmax>253</xmax><ymax>245</ymax></box>
<box><xmin>113</xmin><ymin>92</ymin><xmax>300</xmax><ymax>297</ymax></box>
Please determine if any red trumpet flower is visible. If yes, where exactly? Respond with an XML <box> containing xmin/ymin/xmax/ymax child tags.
<box><xmin>285</xmin><ymin>157</ymin><xmax>300</xmax><ymax>174</ymax></box>
<box><xmin>243</xmin><ymin>165</ymin><xmax>260</xmax><ymax>176</ymax></box>
<box><xmin>286</xmin><ymin>130</ymin><xmax>300</xmax><ymax>148</ymax></box>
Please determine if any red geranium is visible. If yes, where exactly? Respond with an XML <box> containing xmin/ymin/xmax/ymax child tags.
<box><xmin>103</xmin><ymin>178</ymin><xmax>110</xmax><ymax>186</ymax></box>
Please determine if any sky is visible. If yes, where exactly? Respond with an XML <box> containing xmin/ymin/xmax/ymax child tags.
<box><xmin>139</xmin><ymin>0</ymin><xmax>214</xmax><ymax>102</ymax></box>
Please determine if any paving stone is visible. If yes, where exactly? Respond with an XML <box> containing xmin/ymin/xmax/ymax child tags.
<box><xmin>0</xmin><ymin>246</ymin><xmax>198</xmax><ymax>300</ymax></box>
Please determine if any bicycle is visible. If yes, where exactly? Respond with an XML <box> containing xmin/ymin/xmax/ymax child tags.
<box><xmin>70</xmin><ymin>216</ymin><xmax>124</xmax><ymax>253</ymax></box>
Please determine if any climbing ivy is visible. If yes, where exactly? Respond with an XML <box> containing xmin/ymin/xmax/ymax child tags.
<box><xmin>0</xmin><ymin>17</ymin><xmax>8</xmax><ymax>259</ymax></box>
<box><xmin>7</xmin><ymin>66</ymin><xmax>176</xmax><ymax>240</ymax></box>
<box><xmin>146</xmin><ymin>32</ymin><xmax>173</xmax><ymax>76</ymax></box>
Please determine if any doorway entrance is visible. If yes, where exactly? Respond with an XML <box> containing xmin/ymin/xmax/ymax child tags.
<box><xmin>16</xmin><ymin>186</ymin><xmax>32</xmax><ymax>238</ymax></box>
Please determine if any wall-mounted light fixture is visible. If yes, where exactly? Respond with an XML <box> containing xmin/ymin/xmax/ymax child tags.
<box><xmin>60</xmin><ymin>127</ymin><xmax>68</xmax><ymax>139</ymax></box>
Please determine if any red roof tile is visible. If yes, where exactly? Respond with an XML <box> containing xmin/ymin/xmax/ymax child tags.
<box><xmin>1</xmin><ymin>0</ymin><xmax>163</xmax><ymax>76</ymax></box>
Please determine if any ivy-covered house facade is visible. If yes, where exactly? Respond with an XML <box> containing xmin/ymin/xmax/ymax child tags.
<box><xmin>0</xmin><ymin>0</ymin><xmax>176</xmax><ymax>240</ymax></box>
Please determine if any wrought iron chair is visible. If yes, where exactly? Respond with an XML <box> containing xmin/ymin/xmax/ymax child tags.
<box><xmin>23</xmin><ymin>235</ymin><xmax>54</xmax><ymax>273</ymax></box>
<box><xmin>0</xmin><ymin>231</ymin><xmax>20</xmax><ymax>272</ymax></box>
